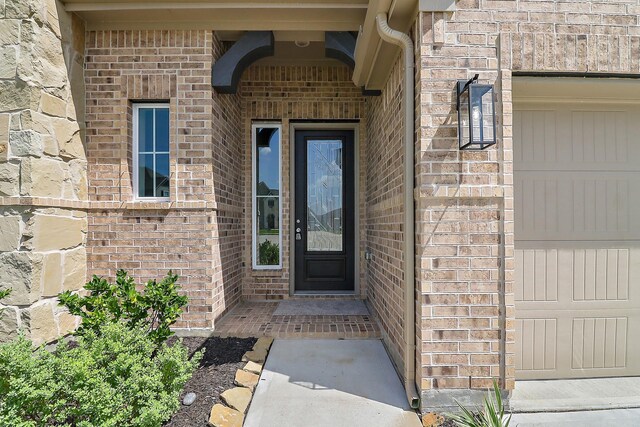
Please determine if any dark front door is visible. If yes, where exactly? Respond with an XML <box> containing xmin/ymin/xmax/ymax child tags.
<box><xmin>294</xmin><ymin>129</ymin><xmax>355</xmax><ymax>292</ymax></box>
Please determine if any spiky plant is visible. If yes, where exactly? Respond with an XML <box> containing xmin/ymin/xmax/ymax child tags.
<box><xmin>447</xmin><ymin>380</ymin><xmax>511</xmax><ymax>427</ymax></box>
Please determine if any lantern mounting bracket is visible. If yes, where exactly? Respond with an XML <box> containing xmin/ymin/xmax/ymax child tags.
<box><xmin>456</xmin><ymin>74</ymin><xmax>479</xmax><ymax>110</ymax></box>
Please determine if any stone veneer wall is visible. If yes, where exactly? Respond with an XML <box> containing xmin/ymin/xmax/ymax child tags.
<box><xmin>239</xmin><ymin>65</ymin><xmax>366</xmax><ymax>300</ymax></box>
<box><xmin>0</xmin><ymin>0</ymin><xmax>87</xmax><ymax>345</ymax></box>
<box><xmin>364</xmin><ymin>53</ymin><xmax>408</xmax><ymax>374</ymax></box>
<box><xmin>416</xmin><ymin>0</ymin><xmax>640</xmax><ymax>412</ymax></box>
<box><xmin>84</xmin><ymin>30</ymin><xmax>243</xmax><ymax>331</ymax></box>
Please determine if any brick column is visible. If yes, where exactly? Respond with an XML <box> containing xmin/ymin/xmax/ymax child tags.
<box><xmin>415</xmin><ymin>10</ymin><xmax>514</xmax><ymax>412</ymax></box>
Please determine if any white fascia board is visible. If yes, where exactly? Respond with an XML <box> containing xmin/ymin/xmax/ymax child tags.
<box><xmin>419</xmin><ymin>0</ymin><xmax>456</xmax><ymax>12</ymax></box>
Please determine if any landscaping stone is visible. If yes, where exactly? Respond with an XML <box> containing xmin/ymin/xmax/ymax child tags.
<box><xmin>253</xmin><ymin>336</ymin><xmax>273</xmax><ymax>352</ymax></box>
<box><xmin>221</xmin><ymin>387</ymin><xmax>252</xmax><ymax>413</ymax></box>
<box><xmin>234</xmin><ymin>369</ymin><xmax>259</xmax><ymax>391</ymax></box>
<box><xmin>422</xmin><ymin>412</ymin><xmax>445</xmax><ymax>427</ymax></box>
<box><xmin>208</xmin><ymin>404</ymin><xmax>243</xmax><ymax>427</ymax></box>
<box><xmin>243</xmin><ymin>360</ymin><xmax>263</xmax><ymax>375</ymax></box>
<box><xmin>242</xmin><ymin>348</ymin><xmax>267</xmax><ymax>363</ymax></box>
<box><xmin>182</xmin><ymin>392</ymin><xmax>196</xmax><ymax>406</ymax></box>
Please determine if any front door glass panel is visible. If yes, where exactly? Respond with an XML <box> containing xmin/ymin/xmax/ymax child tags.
<box><xmin>306</xmin><ymin>140</ymin><xmax>343</xmax><ymax>252</ymax></box>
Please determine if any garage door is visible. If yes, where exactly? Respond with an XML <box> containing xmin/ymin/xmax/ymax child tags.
<box><xmin>513</xmin><ymin>78</ymin><xmax>640</xmax><ymax>380</ymax></box>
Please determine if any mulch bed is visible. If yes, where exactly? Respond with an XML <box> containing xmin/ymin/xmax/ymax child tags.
<box><xmin>164</xmin><ymin>336</ymin><xmax>257</xmax><ymax>427</ymax></box>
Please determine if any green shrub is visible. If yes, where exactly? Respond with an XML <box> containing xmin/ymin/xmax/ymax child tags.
<box><xmin>447</xmin><ymin>380</ymin><xmax>511</xmax><ymax>427</ymax></box>
<box><xmin>58</xmin><ymin>270</ymin><xmax>187</xmax><ymax>346</ymax></box>
<box><xmin>0</xmin><ymin>322</ymin><xmax>202</xmax><ymax>427</ymax></box>
<box><xmin>258</xmin><ymin>240</ymin><xmax>279</xmax><ymax>265</ymax></box>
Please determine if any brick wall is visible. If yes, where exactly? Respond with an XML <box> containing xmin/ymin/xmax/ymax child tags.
<box><xmin>239</xmin><ymin>65</ymin><xmax>366</xmax><ymax>300</ymax></box>
<box><xmin>416</xmin><ymin>0</ymin><xmax>640</xmax><ymax>412</ymax></box>
<box><xmin>364</xmin><ymin>53</ymin><xmax>407</xmax><ymax>372</ymax></box>
<box><xmin>84</xmin><ymin>30</ymin><xmax>243</xmax><ymax>330</ymax></box>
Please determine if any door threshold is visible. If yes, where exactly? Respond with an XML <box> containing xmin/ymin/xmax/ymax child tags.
<box><xmin>292</xmin><ymin>291</ymin><xmax>359</xmax><ymax>298</ymax></box>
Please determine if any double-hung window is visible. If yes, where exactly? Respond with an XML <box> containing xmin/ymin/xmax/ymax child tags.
<box><xmin>252</xmin><ymin>124</ymin><xmax>282</xmax><ymax>269</ymax></box>
<box><xmin>133</xmin><ymin>104</ymin><xmax>170</xmax><ymax>200</ymax></box>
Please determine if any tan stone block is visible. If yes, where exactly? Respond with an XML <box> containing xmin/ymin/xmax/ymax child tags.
<box><xmin>0</xmin><ymin>19</ymin><xmax>20</xmax><ymax>45</ymax></box>
<box><xmin>209</xmin><ymin>404</ymin><xmax>243</xmax><ymax>427</ymax></box>
<box><xmin>0</xmin><ymin>81</ymin><xmax>41</xmax><ymax>112</ymax></box>
<box><xmin>31</xmin><ymin>214</ymin><xmax>84</xmax><ymax>251</ymax></box>
<box><xmin>20</xmin><ymin>157</ymin><xmax>64</xmax><ymax>198</ymax></box>
<box><xmin>234</xmin><ymin>369</ymin><xmax>259</xmax><ymax>391</ymax></box>
<box><xmin>9</xmin><ymin>130</ymin><xmax>43</xmax><ymax>157</ymax></box>
<box><xmin>0</xmin><ymin>306</ymin><xmax>18</xmax><ymax>343</ymax></box>
<box><xmin>52</xmin><ymin>118</ymin><xmax>84</xmax><ymax>159</ymax></box>
<box><xmin>20</xmin><ymin>110</ymin><xmax>53</xmax><ymax>136</ymax></box>
<box><xmin>40</xmin><ymin>93</ymin><xmax>67</xmax><ymax>118</ymax></box>
<box><xmin>253</xmin><ymin>336</ymin><xmax>273</xmax><ymax>352</ymax></box>
<box><xmin>241</xmin><ymin>348</ymin><xmax>267</xmax><ymax>363</ymax></box>
<box><xmin>43</xmin><ymin>252</ymin><xmax>62</xmax><ymax>296</ymax></box>
<box><xmin>17</xmin><ymin>21</ymin><xmax>66</xmax><ymax>91</ymax></box>
<box><xmin>243</xmin><ymin>360</ymin><xmax>263</xmax><ymax>375</ymax></box>
<box><xmin>422</xmin><ymin>412</ymin><xmax>444</xmax><ymax>427</ymax></box>
<box><xmin>41</xmin><ymin>135</ymin><xmax>59</xmax><ymax>156</ymax></box>
<box><xmin>69</xmin><ymin>159</ymin><xmax>88</xmax><ymax>200</ymax></box>
<box><xmin>221</xmin><ymin>387</ymin><xmax>252</xmax><ymax>414</ymax></box>
<box><xmin>0</xmin><ymin>215</ymin><xmax>21</xmax><ymax>252</ymax></box>
<box><xmin>0</xmin><ymin>251</ymin><xmax>42</xmax><ymax>305</ymax></box>
<box><xmin>0</xmin><ymin>113</ymin><xmax>9</xmax><ymax>161</ymax></box>
<box><xmin>21</xmin><ymin>302</ymin><xmax>57</xmax><ymax>346</ymax></box>
<box><xmin>0</xmin><ymin>161</ymin><xmax>20</xmax><ymax>196</ymax></box>
<box><xmin>56</xmin><ymin>310</ymin><xmax>77</xmax><ymax>336</ymax></box>
<box><xmin>0</xmin><ymin>46</ymin><xmax>17</xmax><ymax>79</ymax></box>
<box><xmin>63</xmin><ymin>247</ymin><xmax>86</xmax><ymax>291</ymax></box>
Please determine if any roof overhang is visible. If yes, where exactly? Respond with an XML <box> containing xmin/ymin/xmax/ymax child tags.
<box><xmin>62</xmin><ymin>0</ymin><xmax>420</xmax><ymax>91</ymax></box>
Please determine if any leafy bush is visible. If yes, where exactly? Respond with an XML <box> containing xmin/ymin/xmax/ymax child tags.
<box><xmin>0</xmin><ymin>322</ymin><xmax>202</xmax><ymax>427</ymax></box>
<box><xmin>58</xmin><ymin>270</ymin><xmax>187</xmax><ymax>346</ymax></box>
<box><xmin>447</xmin><ymin>380</ymin><xmax>511</xmax><ymax>427</ymax></box>
<box><xmin>258</xmin><ymin>240</ymin><xmax>279</xmax><ymax>266</ymax></box>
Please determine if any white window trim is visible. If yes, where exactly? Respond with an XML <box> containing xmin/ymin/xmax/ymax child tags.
<box><xmin>133</xmin><ymin>103</ymin><xmax>171</xmax><ymax>202</ymax></box>
<box><xmin>252</xmin><ymin>123</ymin><xmax>283</xmax><ymax>270</ymax></box>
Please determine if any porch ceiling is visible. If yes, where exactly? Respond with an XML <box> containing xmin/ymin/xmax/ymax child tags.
<box><xmin>63</xmin><ymin>0</ymin><xmax>418</xmax><ymax>91</ymax></box>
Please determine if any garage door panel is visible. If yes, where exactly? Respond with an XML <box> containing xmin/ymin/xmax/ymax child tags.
<box><xmin>516</xmin><ymin>248</ymin><xmax>639</xmax><ymax>310</ymax></box>
<box><xmin>572</xmin><ymin>317</ymin><xmax>627</xmax><ymax>370</ymax></box>
<box><xmin>515</xmin><ymin>107</ymin><xmax>638</xmax><ymax>168</ymax></box>
<box><xmin>515</xmin><ymin>92</ymin><xmax>640</xmax><ymax>380</ymax></box>
<box><xmin>515</xmin><ymin>173</ymin><xmax>639</xmax><ymax>241</ymax></box>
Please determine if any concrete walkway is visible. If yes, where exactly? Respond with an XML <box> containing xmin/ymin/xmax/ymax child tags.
<box><xmin>510</xmin><ymin>377</ymin><xmax>640</xmax><ymax>412</ymax></box>
<box><xmin>511</xmin><ymin>408</ymin><xmax>640</xmax><ymax>426</ymax></box>
<box><xmin>244</xmin><ymin>339</ymin><xmax>422</xmax><ymax>427</ymax></box>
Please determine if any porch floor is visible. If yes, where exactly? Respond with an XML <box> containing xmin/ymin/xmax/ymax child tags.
<box><xmin>213</xmin><ymin>300</ymin><xmax>381</xmax><ymax>339</ymax></box>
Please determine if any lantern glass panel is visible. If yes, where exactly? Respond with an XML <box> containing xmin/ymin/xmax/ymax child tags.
<box><xmin>469</xmin><ymin>85</ymin><xmax>495</xmax><ymax>147</ymax></box>
<box><xmin>458</xmin><ymin>89</ymin><xmax>470</xmax><ymax>148</ymax></box>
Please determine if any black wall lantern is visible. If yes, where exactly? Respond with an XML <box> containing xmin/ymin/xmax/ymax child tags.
<box><xmin>456</xmin><ymin>74</ymin><xmax>496</xmax><ymax>150</ymax></box>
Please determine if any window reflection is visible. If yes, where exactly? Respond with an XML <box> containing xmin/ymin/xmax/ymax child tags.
<box><xmin>254</xmin><ymin>126</ymin><xmax>281</xmax><ymax>267</ymax></box>
<box><xmin>307</xmin><ymin>140</ymin><xmax>343</xmax><ymax>252</ymax></box>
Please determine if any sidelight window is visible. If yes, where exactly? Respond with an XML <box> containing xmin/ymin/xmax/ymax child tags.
<box><xmin>252</xmin><ymin>124</ymin><xmax>282</xmax><ymax>269</ymax></box>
